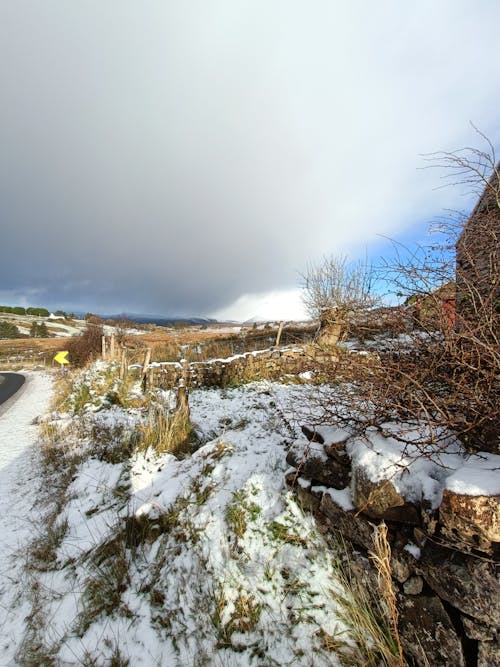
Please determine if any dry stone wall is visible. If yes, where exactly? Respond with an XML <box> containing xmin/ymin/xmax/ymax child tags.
<box><xmin>145</xmin><ymin>346</ymin><xmax>320</xmax><ymax>389</ymax></box>
<box><xmin>286</xmin><ymin>432</ymin><xmax>500</xmax><ymax>667</ymax></box>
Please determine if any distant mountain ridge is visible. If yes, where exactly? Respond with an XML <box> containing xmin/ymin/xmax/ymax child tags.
<box><xmin>105</xmin><ymin>313</ymin><xmax>218</xmax><ymax>326</ymax></box>
<box><xmin>70</xmin><ymin>311</ymin><xmax>218</xmax><ymax>326</ymax></box>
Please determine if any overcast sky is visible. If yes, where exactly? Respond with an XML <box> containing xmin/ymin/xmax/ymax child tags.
<box><xmin>1</xmin><ymin>1</ymin><xmax>499</xmax><ymax>320</ymax></box>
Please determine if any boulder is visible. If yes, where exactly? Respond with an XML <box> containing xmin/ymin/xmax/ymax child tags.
<box><xmin>398</xmin><ymin>594</ymin><xmax>465</xmax><ymax>667</ymax></box>
<box><xmin>439</xmin><ymin>489</ymin><xmax>500</xmax><ymax>554</ymax></box>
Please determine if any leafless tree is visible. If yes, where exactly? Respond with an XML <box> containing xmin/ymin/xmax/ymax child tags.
<box><xmin>301</xmin><ymin>255</ymin><xmax>377</xmax><ymax>347</ymax></box>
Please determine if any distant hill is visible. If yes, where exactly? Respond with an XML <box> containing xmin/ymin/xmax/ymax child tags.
<box><xmin>104</xmin><ymin>313</ymin><xmax>218</xmax><ymax>327</ymax></box>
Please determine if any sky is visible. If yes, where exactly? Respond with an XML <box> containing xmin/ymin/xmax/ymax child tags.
<box><xmin>1</xmin><ymin>1</ymin><xmax>500</xmax><ymax>321</ymax></box>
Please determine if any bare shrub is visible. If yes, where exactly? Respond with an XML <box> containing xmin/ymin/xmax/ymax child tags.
<box><xmin>67</xmin><ymin>323</ymin><xmax>104</xmax><ymax>367</ymax></box>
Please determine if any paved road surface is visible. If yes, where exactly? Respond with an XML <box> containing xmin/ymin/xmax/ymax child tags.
<box><xmin>0</xmin><ymin>372</ymin><xmax>25</xmax><ymax>406</ymax></box>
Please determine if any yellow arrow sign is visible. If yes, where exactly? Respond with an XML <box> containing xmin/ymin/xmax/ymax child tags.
<box><xmin>54</xmin><ymin>351</ymin><xmax>70</xmax><ymax>365</ymax></box>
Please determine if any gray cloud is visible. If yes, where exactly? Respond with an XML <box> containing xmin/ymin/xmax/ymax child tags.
<box><xmin>1</xmin><ymin>1</ymin><xmax>500</xmax><ymax>317</ymax></box>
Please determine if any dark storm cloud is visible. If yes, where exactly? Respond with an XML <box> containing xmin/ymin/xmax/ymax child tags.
<box><xmin>1</xmin><ymin>1</ymin><xmax>500</xmax><ymax>318</ymax></box>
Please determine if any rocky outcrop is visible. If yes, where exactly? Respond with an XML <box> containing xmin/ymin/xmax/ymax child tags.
<box><xmin>285</xmin><ymin>426</ymin><xmax>500</xmax><ymax>667</ymax></box>
<box><xmin>417</xmin><ymin>544</ymin><xmax>500</xmax><ymax>627</ymax></box>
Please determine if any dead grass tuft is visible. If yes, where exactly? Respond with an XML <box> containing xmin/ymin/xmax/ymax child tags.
<box><xmin>137</xmin><ymin>405</ymin><xmax>193</xmax><ymax>456</ymax></box>
<box><xmin>369</xmin><ymin>522</ymin><xmax>405</xmax><ymax>666</ymax></box>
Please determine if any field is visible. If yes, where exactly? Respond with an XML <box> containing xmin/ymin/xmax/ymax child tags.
<box><xmin>0</xmin><ymin>322</ymin><xmax>316</xmax><ymax>369</ymax></box>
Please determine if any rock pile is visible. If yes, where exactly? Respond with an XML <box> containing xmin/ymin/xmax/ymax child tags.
<box><xmin>286</xmin><ymin>428</ymin><xmax>500</xmax><ymax>667</ymax></box>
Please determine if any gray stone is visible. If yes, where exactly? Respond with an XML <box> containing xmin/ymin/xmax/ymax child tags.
<box><xmin>478</xmin><ymin>638</ymin><xmax>500</xmax><ymax>667</ymax></box>
<box><xmin>462</xmin><ymin>615</ymin><xmax>496</xmax><ymax>641</ymax></box>
<box><xmin>398</xmin><ymin>594</ymin><xmax>465</xmax><ymax>667</ymax></box>
<box><xmin>390</xmin><ymin>552</ymin><xmax>412</xmax><ymax>584</ymax></box>
<box><xmin>403</xmin><ymin>575</ymin><xmax>423</xmax><ymax>595</ymax></box>
<box><xmin>417</xmin><ymin>543</ymin><xmax>500</xmax><ymax>625</ymax></box>
<box><xmin>352</xmin><ymin>466</ymin><xmax>405</xmax><ymax>519</ymax></box>
<box><xmin>319</xmin><ymin>492</ymin><xmax>375</xmax><ymax>551</ymax></box>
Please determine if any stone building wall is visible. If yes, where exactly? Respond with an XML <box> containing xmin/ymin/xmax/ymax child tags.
<box><xmin>456</xmin><ymin>168</ymin><xmax>500</xmax><ymax>319</ymax></box>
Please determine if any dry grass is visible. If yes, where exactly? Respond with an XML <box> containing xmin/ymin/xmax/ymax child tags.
<box><xmin>137</xmin><ymin>405</ymin><xmax>193</xmax><ymax>456</ymax></box>
<box><xmin>0</xmin><ymin>337</ymin><xmax>64</xmax><ymax>369</ymax></box>
<box><xmin>213</xmin><ymin>588</ymin><xmax>262</xmax><ymax>647</ymax></box>
<box><xmin>369</xmin><ymin>522</ymin><xmax>405</xmax><ymax>666</ymax></box>
<box><xmin>327</xmin><ymin>532</ymin><xmax>406</xmax><ymax>667</ymax></box>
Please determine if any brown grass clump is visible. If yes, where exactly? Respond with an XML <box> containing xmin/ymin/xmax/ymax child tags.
<box><xmin>137</xmin><ymin>405</ymin><xmax>192</xmax><ymax>456</ymax></box>
<box><xmin>369</xmin><ymin>522</ymin><xmax>405</xmax><ymax>666</ymax></box>
<box><xmin>326</xmin><ymin>532</ymin><xmax>407</xmax><ymax>667</ymax></box>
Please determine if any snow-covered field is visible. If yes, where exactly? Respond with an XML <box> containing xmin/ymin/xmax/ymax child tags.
<box><xmin>0</xmin><ymin>368</ymin><xmax>365</xmax><ymax>665</ymax></box>
<box><xmin>1</xmin><ymin>361</ymin><xmax>497</xmax><ymax>666</ymax></box>
<box><xmin>12</xmin><ymin>371</ymin><xmax>361</xmax><ymax>666</ymax></box>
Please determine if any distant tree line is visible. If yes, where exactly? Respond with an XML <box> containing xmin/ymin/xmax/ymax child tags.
<box><xmin>0</xmin><ymin>305</ymin><xmax>50</xmax><ymax>317</ymax></box>
<box><xmin>0</xmin><ymin>320</ymin><xmax>51</xmax><ymax>339</ymax></box>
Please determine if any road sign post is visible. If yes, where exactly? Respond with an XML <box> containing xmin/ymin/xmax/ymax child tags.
<box><xmin>54</xmin><ymin>351</ymin><xmax>70</xmax><ymax>366</ymax></box>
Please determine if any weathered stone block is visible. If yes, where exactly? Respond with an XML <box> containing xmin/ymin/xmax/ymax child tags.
<box><xmin>461</xmin><ymin>614</ymin><xmax>497</xmax><ymax>641</ymax></box>
<box><xmin>319</xmin><ymin>492</ymin><xmax>375</xmax><ymax>551</ymax></box>
<box><xmin>398</xmin><ymin>594</ymin><xmax>465</xmax><ymax>667</ymax></box>
<box><xmin>352</xmin><ymin>467</ymin><xmax>405</xmax><ymax>519</ymax></box>
<box><xmin>417</xmin><ymin>543</ymin><xmax>500</xmax><ymax>625</ymax></box>
<box><xmin>403</xmin><ymin>575</ymin><xmax>423</xmax><ymax>595</ymax></box>
<box><xmin>478</xmin><ymin>637</ymin><xmax>500</xmax><ymax>667</ymax></box>
<box><xmin>439</xmin><ymin>489</ymin><xmax>500</xmax><ymax>554</ymax></box>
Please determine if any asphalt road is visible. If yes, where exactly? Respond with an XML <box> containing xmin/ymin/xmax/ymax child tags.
<box><xmin>0</xmin><ymin>373</ymin><xmax>25</xmax><ymax>406</ymax></box>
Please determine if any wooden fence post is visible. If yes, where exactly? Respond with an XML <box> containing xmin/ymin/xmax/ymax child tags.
<box><xmin>110</xmin><ymin>334</ymin><xmax>115</xmax><ymax>359</ymax></box>
<box><xmin>275</xmin><ymin>321</ymin><xmax>284</xmax><ymax>347</ymax></box>
<box><xmin>102</xmin><ymin>336</ymin><xmax>107</xmax><ymax>359</ymax></box>
<box><xmin>120</xmin><ymin>347</ymin><xmax>128</xmax><ymax>381</ymax></box>
<box><xmin>176</xmin><ymin>379</ymin><xmax>190</xmax><ymax>420</ymax></box>
<box><xmin>141</xmin><ymin>348</ymin><xmax>152</xmax><ymax>391</ymax></box>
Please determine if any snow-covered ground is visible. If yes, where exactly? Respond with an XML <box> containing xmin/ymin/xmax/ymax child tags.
<box><xmin>0</xmin><ymin>372</ymin><xmax>53</xmax><ymax>664</ymax></box>
<box><xmin>15</xmin><ymin>372</ymin><xmax>359</xmax><ymax>666</ymax></box>
<box><xmin>2</xmin><ymin>361</ymin><xmax>496</xmax><ymax>666</ymax></box>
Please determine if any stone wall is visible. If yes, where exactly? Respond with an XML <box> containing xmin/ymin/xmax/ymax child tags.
<box><xmin>145</xmin><ymin>346</ymin><xmax>322</xmax><ymax>389</ymax></box>
<box><xmin>456</xmin><ymin>168</ymin><xmax>500</xmax><ymax>321</ymax></box>
<box><xmin>286</xmin><ymin>432</ymin><xmax>499</xmax><ymax>667</ymax></box>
